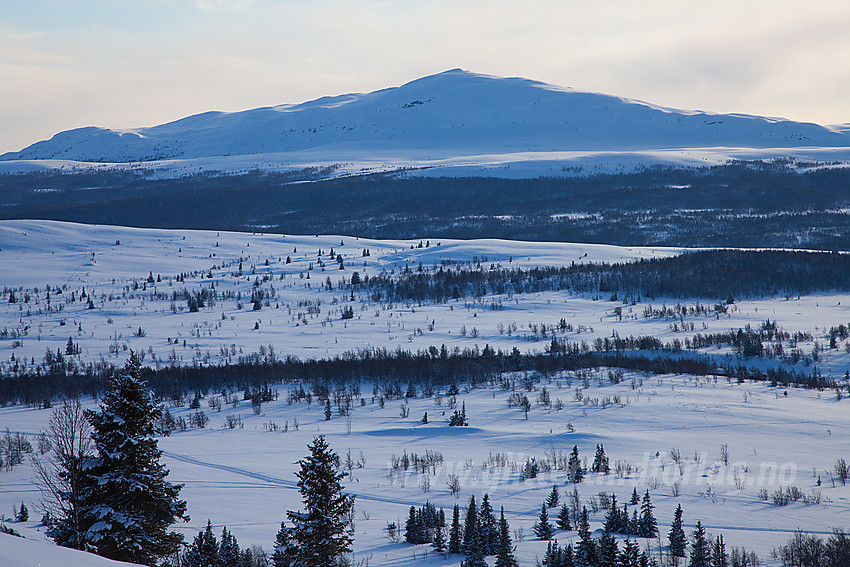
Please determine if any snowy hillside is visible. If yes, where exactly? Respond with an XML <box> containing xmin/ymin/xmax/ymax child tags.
<box><xmin>1</xmin><ymin>532</ymin><xmax>137</xmax><ymax>567</ymax></box>
<box><xmin>3</xmin><ymin>220</ymin><xmax>850</xmax><ymax>566</ymax></box>
<box><xmin>2</xmin><ymin>219</ymin><xmax>849</xmax><ymax>379</ymax></box>
<box><xmin>3</xmin><ymin>70</ymin><xmax>850</xmax><ymax>174</ymax></box>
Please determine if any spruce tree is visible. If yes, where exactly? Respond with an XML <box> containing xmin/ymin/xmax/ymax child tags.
<box><xmin>562</xmin><ymin>543</ymin><xmax>575</xmax><ymax>567</ymax></box>
<box><xmin>639</xmin><ymin>490</ymin><xmax>657</xmax><ymax>538</ymax></box>
<box><xmin>272</xmin><ymin>521</ymin><xmax>296</xmax><ymax>567</ymax></box>
<box><xmin>405</xmin><ymin>506</ymin><xmax>425</xmax><ymax>544</ymax></box>
<box><xmin>689</xmin><ymin>521</ymin><xmax>711</xmax><ymax>567</ymax></box>
<box><xmin>449</xmin><ymin>504</ymin><xmax>463</xmax><ymax>554</ymax></box>
<box><xmin>543</xmin><ymin>541</ymin><xmax>561</xmax><ymax>567</ymax></box>
<box><xmin>547</xmin><ymin>484</ymin><xmax>561</xmax><ymax>508</ymax></box>
<box><xmin>597</xmin><ymin>524</ymin><xmax>620</xmax><ymax>567</ymax></box>
<box><xmin>534</xmin><ymin>504</ymin><xmax>555</xmax><ymax>540</ymax></box>
<box><xmin>568</xmin><ymin>445</ymin><xmax>584</xmax><ymax>483</ymax></box>
<box><xmin>620</xmin><ymin>539</ymin><xmax>640</xmax><ymax>567</ymax></box>
<box><xmin>603</xmin><ymin>494</ymin><xmax>621</xmax><ymax>534</ymax></box>
<box><xmin>184</xmin><ymin>520</ymin><xmax>220</xmax><ymax>567</ymax></box>
<box><xmin>711</xmin><ymin>535</ymin><xmax>729</xmax><ymax>567</ymax></box>
<box><xmin>462</xmin><ymin>495</ymin><xmax>479</xmax><ymax>556</ymax></box>
<box><xmin>592</xmin><ymin>444</ymin><xmax>610</xmax><ymax>474</ymax></box>
<box><xmin>575</xmin><ymin>506</ymin><xmax>596</xmax><ymax>567</ymax></box>
<box><xmin>479</xmin><ymin>493</ymin><xmax>498</xmax><ymax>554</ymax></box>
<box><xmin>629</xmin><ymin>488</ymin><xmax>639</xmax><ymax>506</ymax></box>
<box><xmin>461</xmin><ymin>495</ymin><xmax>487</xmax><ymax>567</ymax></box>
<box><xmin>494</xmin><ymin>507</ymin><xmax>518</xmax><ymax>567</ymax></box>
<box><xmin>219</xmin><ymin>526</ymin><xmax>241</xmax><ymax>566</ymax></box>
<box><xmin>241</xmin><ymin>547</ymin><xmax>256</xmax><ymax>567</ymax></box>
<box><xmin>668</xmin><ymin>504</ymin><xmax>687</xmax><ymax>560</ymax></box>
<box><xmin>556</xmin><ymin>504</ymin><xmax>572</xmax><ymax>531</ymax></box>
<box><xmin>281</xmin><ymin>435</ymin><xmax>355</xmax><ymax>566</ymax></box>
<box><xmin>81</xmin><ymin>352</ymin><xmax>188</xmax><ymax>565</ymax></box>
<box><xmin>17</xmin><ymin>502</ymin><xmax>29</xmax><ymax>522</ymax></box>
<box><xmin>432</xmin><ymin>512</ymin><xmax>447</xmax><ymax>554</ymax></box>
<box><xmin>462</xmin><ymin>546</ymin><xmax>488</xmax><ymax>567</ymax></box>
<box><xmin>449</xmin><ymin>402</ymin><xmax>469</xmax><ymax>426</ymax></box>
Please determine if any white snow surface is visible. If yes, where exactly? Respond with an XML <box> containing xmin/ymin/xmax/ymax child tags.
<box><xmin>2</xmin><ymin>220</ymin><xmax>850</xmax><ymax>566</ymax></box>
<box><xmin>1</xmin><ymin>532</ymin><xmax>136</xmax><ymax>567</ymax></box>
<box><xmin>3</xmin><ymin>70</ymin><xmax>850</xmax><ymax>177</ymax></box>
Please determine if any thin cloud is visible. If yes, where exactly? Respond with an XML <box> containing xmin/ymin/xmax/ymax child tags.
<box><xmin>193</xmin><ymin>0</ymin><xmax>255</xmax><ymax>13</ymax></box>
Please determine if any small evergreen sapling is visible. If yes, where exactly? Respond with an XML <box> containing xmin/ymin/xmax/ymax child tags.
<box><xmin>479</xmin><ymin>493</ymin><xmax>498</xmax><ymax>554</ymax></box>
<box><xmin>432</xmin><ymin>510</ymin><xmax>447</xmax><ymax>553</ymax></box>
<box><xmin>219</xmin><ymin>526</ymin><xmax>240</xmax><ymax>566</ymax></box>
<box><xmin>597</xmin><ymin>523</ymin><xmax>620</xmax><ymax>567</ymax></box>
<box><xmin>620</xmin><ymin>539</ymin><xmax>641</xmax><ymax>567</ymax></box>
<box><xmin>533</xmin><ymin>504</ymin><xmax>554</xmax><ymax>540</ymax></box>
<box><xmin>639</xmin><ymin>490</ymin><xmax>658</xmax><ymax>538</ymax></box>
<box><xmin>448</xmin><ymin>504</ymin><xmax>462</xmax><ymax>554</ymax></box>
<box><xmin>494</xmin><ymin>507</ymin><xmax>518</xmax><ymax>567</ymax></box>
<box><xmin>591</xmin><ymin>443</ymin><xmax>610</xmax><ymax>474</ymax></box>
<box><xmin>462</xmin><ymin>495</ymin><xmax>479</xmax><ymax>557</ymax></box>
<box><xmin>546</xmin><ymin>484</ymin><xmax>560</xmax><ymax>508</ymax></box>
<box><xmin>603</xmin><ymin>494</ymin><xmax>624</xmax><ymax>534</ymax></box>
<box><xmin>575</xmin><ymin>507</ymin><xmax>596</xmax><ymax>567</ymax></box>
<box><xmin>556</xmin><ymin>504</ymin><xmax>572</xmax><ymax>531</ymax></box>
<box><xmin>712</xmin><ymin>534</ymin><xmax>729</xmax><ymax>567</ymax></box>
<box><xmin>668</xmin><ymin>504</ymin><xmax>687</xmax><ymax>559</ymax></box>
<box><xmin>461</xmin><ymin>495</ymin><xmax>487</xmax><ymax>567</ymax></box>
<box><xmin>689</xmin><ymin>521</ymin><xmax>711</xmax><ymax>567</ymax></box>
<box><xmin>405</xmin><ymin>506</ymin><xmax>426</xmax><ymax>544</ymax></box>
<box><xmin>16</xmin><ymin>502</ymin><xmax>28</xmax><ymax>522</ymax></box>
<box><xmin>567</xmin><ymin>445</ymin><xmax>584</xmax><ymax>483</ymax></box>
<box><xmin>449</xmin><ymin>401</ymin><xmax>468</xmax><ymax>426</ymax></box>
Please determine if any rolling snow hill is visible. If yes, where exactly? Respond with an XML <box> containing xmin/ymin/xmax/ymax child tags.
<box><xmin>4</xmin><ymin>220</ymin><xmax>850</xmax><ymax>566</ymax></box>
<box><xmin>3</xmin><ymin>69</ymin><xmax>850</xmax><ymax>173</ymax></box>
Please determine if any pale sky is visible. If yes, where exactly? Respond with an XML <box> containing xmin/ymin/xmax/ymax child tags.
<box><xmin>2</xmin><ymin>0</ymin><xmax>850</xmax><ymax>154</ymax></box>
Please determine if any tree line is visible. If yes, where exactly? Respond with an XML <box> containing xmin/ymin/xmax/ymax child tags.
<box><xmin>6</xmin><ymin>161</ymin><xmax>850</xmax><ymax>249</ymax></box>
<box><xmin>353</xmin><ymin>249</ymin><xmax>850</xmax><ymax>304</ymax></box>
<box><xmin>0</xmin><ymin>340</ymin><xmax>834</xmax><ymax>407</ymax></box>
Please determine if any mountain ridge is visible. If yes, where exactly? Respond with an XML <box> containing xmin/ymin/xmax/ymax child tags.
<box><xmin>4</xmin><ymin>69</ymin><xmax>850</xmax><ymax>164</ymax></box>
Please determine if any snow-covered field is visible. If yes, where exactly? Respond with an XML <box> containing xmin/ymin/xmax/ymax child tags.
<box><xmin>1</xmin><ymin>220</ymin><xmax>849</xmax><ymax>566</ymax></box>
<box><xmin>0</xmin><ymin>219</ymin><xmax>687</xmax><ymax>371</ymax></box>
<box><xmin>3</xmin><ymin>363</ymin><xmax>850</xmax><ymax>566</ymax></box>
<box><xmin>2</xmin><ymin>220</ymin><xmax>849</xmax><ymax>375</ymax></box>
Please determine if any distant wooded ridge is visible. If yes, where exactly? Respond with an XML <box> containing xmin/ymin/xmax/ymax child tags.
<box><xmin>1</xmin><ymin>160</ymin><xmax>850</xmax><ymax>249</ymax></box>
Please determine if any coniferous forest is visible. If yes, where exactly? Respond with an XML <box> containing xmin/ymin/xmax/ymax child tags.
<box><xmin>3</xmin><ymin>160</ymin><xmax>850</xmax><ymax>249</ymax></box>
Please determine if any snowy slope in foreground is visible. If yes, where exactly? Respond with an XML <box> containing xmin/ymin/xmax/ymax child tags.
<box><xmin>1</xmin><ymin>532</ymin><xmax>134</xmax><ymax>567</ymax></box>
<box><xmin>3</xmin><ymin>368</ymin><xmax>850</xmax><ymax>566</ymax></box>
<box><xmin>3</xmin><ymin>69</ymin><xmax>850</xmax><ymax>174</ymax></box>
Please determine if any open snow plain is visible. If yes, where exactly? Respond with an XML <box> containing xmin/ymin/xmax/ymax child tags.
<box><xmin>2</xmin><ymin>220</ymin><xmax>850</xmax><ymax>566</ymax></box>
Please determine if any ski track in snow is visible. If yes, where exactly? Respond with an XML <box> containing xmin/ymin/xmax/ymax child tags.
<box><xmin>162</xmin><ymin>450</ymin><xmax>506</xmax><ymax>513</ymax></box>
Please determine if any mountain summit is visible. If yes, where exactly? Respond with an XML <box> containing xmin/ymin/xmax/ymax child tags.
<box><xmin>4</xmin><ymin>69</ymin><xmax>850</xmax><ymax>163</ymax></box>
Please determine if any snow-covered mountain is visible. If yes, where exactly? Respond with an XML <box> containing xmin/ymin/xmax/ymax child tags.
<box><xmin>4</xmin><ymin>69</ymin><xmax>850</xmax><ymax>165</ymax></box>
